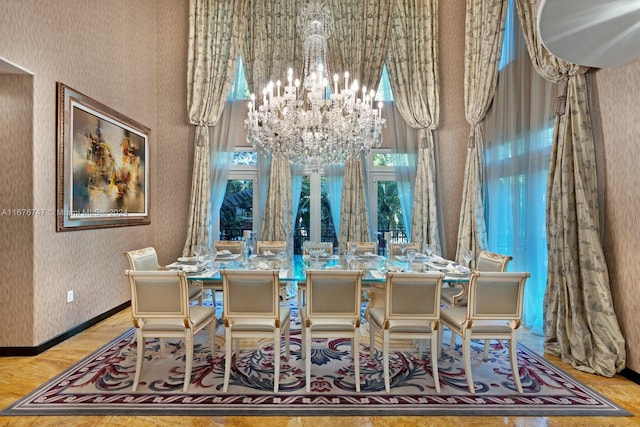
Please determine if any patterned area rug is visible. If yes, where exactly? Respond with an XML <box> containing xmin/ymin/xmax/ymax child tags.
<box><xmin>1</xmin><ymin>307</ymin><xmax>630</xmax><ymax>417</ymax></box>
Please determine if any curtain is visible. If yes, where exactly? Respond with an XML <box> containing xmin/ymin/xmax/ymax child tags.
<box><xmin>328</xmin><ymin>0</ymin><xmax>394</xmax><ymax>246</ymax></box>
<box><xmin>385</xmin><ymin>0</ymin><xmax>441</xmax><ymax>254</ymax></box>
<box><xmin>385</xmin><ymin>103</ymin><xmax>419</xmax><ymax>240</ymax></box>
<box><xmin>184</xmin><ymin>0</ymin><xmax>247</xmax><ymax>256</ymax></box>
<box><xmin>243</xmin><ymin>0</ymin><xmax>302</xmax><ymax>93</ymax></box>
<box><xmin>209</xmin><ymin>101</ymin><xmax>246</xmax><ymax>241</ymax></box>
<box><xmin>516</xmin><ymin>0</ymin><xmax>625</xmax><ymax>377</ymax></box>
<box><xmin>243</xmin><ymin>0</ymin><xmax>301</xmax><ymax>245</ymax></box>
<box><xmin>338</xmin><ymin>156</ymin><xmax>370</xmax><ymax>252</ymax></box>
<box><xmin>456</xmin><ymin>0</ymin><xmax>507</xmax><ymax>265</ymax></box>
<box><xmin>290</xmin><ymin>163</ymin><xmax>304</xmax><ymax>242</ymax></box>
<box><xmin>325</xmin><ymin>164</ymin><xmax>344</xmax><ymax>238</ymax></box>
<box><xmin>483</xmin><ymin>0</ymin><xmax>554</xmax><ymax>333</ymax></box>
<box><xmin>260</xmin><ymin>156</ymin><xmax>292</xmax><ymax>245</ymax></box>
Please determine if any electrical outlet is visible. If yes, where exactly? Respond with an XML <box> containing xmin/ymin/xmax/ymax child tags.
<box><xmin>67</xmin><ymin>290</ymin><xmax>74</xmax><ymax>303</ymax></box>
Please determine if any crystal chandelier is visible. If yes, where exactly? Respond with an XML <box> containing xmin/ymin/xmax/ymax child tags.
<box><xmin>244</xmin><ymin>1</ymin><xmax>386</xmax><ymax>170</ymax></box>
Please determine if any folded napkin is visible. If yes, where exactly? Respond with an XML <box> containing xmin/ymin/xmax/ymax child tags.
<box><xmin>363</xmin><ymin>252</ymin><xmax>377</xmax><ymax>257</ymax></box>
<box><xmin>430</xmin><ymin>255</ymin><xmax>450</xmax><ymax>264</ymax></box>
<box><xmin>386</xmin><ymin>266</ymin><xmax>405</xmax><ymax>273</ymax></box>
<box><xmin>445</xmin><ymin>264</ymin><xmax>470</xmax><ymax>275</ymax></box>
<box><xmin>197</xmin><ymin>269</ymin><xmax>218</xmax><ymax>278</ymax></box>
<box><xmin>369</xmin><ymin>270</ymin><xmax>385</xmax><ymax>279</ymax></box>
<box><xmin>325</xmin><ymin>264</ymin><xmax>344</xmax><ymax>270</ymax></box>
<box><xmin>263</xmin><ymin>250</ymin><xmax>274</xmax><ymax>256</ymax></box>
<box><xmin>181</xmin><ymin>265</ymin><xmax>201</xmax><ymax>273</ymax></box>
<box><xmin>218</xmin><ymin>250</ymin><xmax>232</xmax><ymax>255</ymax></box>
<box><xmin>252</xmin><ymin>262</ymin><xmax>273</xmax><ymax>270</ymax></box>
<box><xmin>177</xmin><ymin>256</ymin><xmax>199</xmax><ymax>263</ymax></box>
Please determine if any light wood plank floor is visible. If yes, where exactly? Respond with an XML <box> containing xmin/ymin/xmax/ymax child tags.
<box><xmin>1</xmin><ymin>307</ymin><xmax>639</xmax><ymax>427</ymax></box>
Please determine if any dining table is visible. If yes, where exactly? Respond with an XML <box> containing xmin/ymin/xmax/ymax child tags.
<box><xmin>168</xmin><ymin>252</ymin><xmax>471</xmax><ymax>315</ymax></box>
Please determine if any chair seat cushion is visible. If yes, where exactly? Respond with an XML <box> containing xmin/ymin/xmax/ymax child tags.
<box><xmin>369</xmin><ymin>308</ymin><xmax>434</xmax><ymax>334</ymax></box>
<box><xmin>228</xmin><ymin>307</ymin><xmax>291</xmax><ymax>332</ymax></box>
<box><xmin>441</xmin><ymin>286</ymin><xmax>466</xmax><ymax>306</ymax></box>
<box><xmin>440</xmin><ymin>307</ymin><xmax>467</xmax><ymax>330</ymax></box>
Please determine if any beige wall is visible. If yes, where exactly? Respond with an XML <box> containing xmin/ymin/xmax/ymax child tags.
<box><xmin>0</xmin><ymin>0</ymin><xmax>189</xmax><ymax>346</ymax></box>
<box><xmin>595</xmin><ymin>62</ymin><xmax>640</xmax><ymax>372</ymax></box>
<box><xmin>437</xmin><ymin>0</ymin><xmax>468</xmax><ymax>258</ymax></box>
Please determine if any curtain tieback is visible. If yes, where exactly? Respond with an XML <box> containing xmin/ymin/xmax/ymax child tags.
<box><xmin>555</xmin><ymin>77</ymin><xmax>569</xmax><ymax>117</ymax></box>
<box><xmin>468</xmin><ymin>125</ymin><xmax>476</xmax><ymax>148</ymax></box>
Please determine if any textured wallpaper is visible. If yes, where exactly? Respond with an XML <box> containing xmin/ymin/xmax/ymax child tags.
<box><xmin>0</xmin><ymin>74</ymin><xmax>34</xmax><ymax>346</ymax></box>
<box><xmin>595</xmin><ymin>63</ymin><xmax>640</xmax><ymax>372</ymax></box>
<box><xmin>0</xmin><ymin>0</ymin><xmax>157</xmax><ymax>346</ymax></box>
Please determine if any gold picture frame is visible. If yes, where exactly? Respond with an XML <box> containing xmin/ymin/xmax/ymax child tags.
<box><xmin>56</xmin><ymin>82</ymin><xmax>150</xmax><ymax>231</ymax></box>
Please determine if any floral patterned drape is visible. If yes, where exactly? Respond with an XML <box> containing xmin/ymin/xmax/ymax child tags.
<box><xmin>260</xmin><ymin>156</ymin><xmax>292</xmax><ymax>245</ymax></box>
<box><xmin>455</xmin><ymin>0</ymin><xmax>507</xmax><ymax>265</ymax></box>
<box><xmin>327</xmin><ymin>0</ymin><xmax>394</xmax><ymax>246</ymax></box>
<box><xmin>386</xmin><ymin>0</ymin><xmax>441</xmax><ymax>254</ymax></box>
<box><xmin>184</xmin><ymin>0</ymin><xmax>247</xmax><ymax>256</ymax></box>
<box><xmin>516</xmin><ymin>0</ymin><xmax>625</xmax><ymax>377</ymax></box>
<box><xmin>243</xmin><ymin>0</ymin><xmax>302</xmax><ymax>246</ymax></box>
<box><xmin>338</xmin><ymin>155</ymin><xmax>370</xmax><ymax>252</ymax></box>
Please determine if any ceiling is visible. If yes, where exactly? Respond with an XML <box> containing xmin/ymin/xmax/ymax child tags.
<box><xmin>537</xmin><ymin>0</ymin><xmax>640</xmax><ymax>68</ymax></box>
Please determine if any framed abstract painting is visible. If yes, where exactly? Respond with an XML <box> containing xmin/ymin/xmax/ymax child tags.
<box><xmin>56</xmin><ymin>82</ymin><xmax>150</xmax><ymax>231</ymax></box>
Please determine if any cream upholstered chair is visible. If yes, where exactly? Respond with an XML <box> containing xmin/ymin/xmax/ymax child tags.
<box><xmin>388</xmin><ymin>242</ymin><xmax>420</xmax><ymax>256</ymax></box>
<box><xmin>441</xmin><ymin>250</ymin><xmax>513</xmax><ymax>351</ymax></box>
<box><xmin>256</xmin><ymin>240</ymin><xmax>287</xmax><ymax>255</ymax></box>
<box><xmin>301</xmin><ymin>269</ymin><xmax>363</xmax><ymax>392</ymax></box>
<box><xmin>213</xmin><ymin>240</ymin><xmax>244</xmax><ymax>254</ymax></box>
<box><xmin>302</xmin><ymin>241</ymin><xmax>333</xmax><ymax>255</ymax></box>
<box><xmin>125</xmin><ymin>270</ymin><xmax>216</xmax><ymax>393</ymax></box>
<box><xmin>221</xmin><ymin>270</ymin><xmax>291</xmax><ymax>392</ymax></box>
<box><xmin>441</xmin><ymin>250</ymin><xmax>512</xmax><ymax>308</ymax></box>
<box><xmin>368</xmin><ymin>272</ymin><xmax>445</xmax><ymax>393</ymax></box>
<box><xmin>347</xmin><ymin>241</ymin><xmax>377</xmax><ymax>255</ymax></box>
<box><xmin>439</xmin><ymin>271</ymin><xmax>530</xmax><ymax>393</ymax></box>
<box><xmin>476</xmin><ymin>250</ymin><xmax>513</xmax><ymax>271</ymax></box>
<box><xmin>125</xmin><ymin>247</ymin><xmax>203</xmax><ymax>305</ymax></box>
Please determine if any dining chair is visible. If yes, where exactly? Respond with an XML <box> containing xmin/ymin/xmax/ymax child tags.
<box><xmin>213</xmin><ymin>240</ymin><xmax>244</xmax><ymax>254</ymax></box>
<box><xmin>125</xmin><ymin>247</ymin><xmax>203</xmax><ymax>305</ymax></box>
<box><xmin>439</xmin><ymin>271</ymin><xmax>530</xmax><ymax>393</ymax></box>
<box><xmin>221</xmin><ymin>270</ymin><xmax>291</xmax><ymax>392</ymax></box>
<box><xmin>301</xmin><ymin>269</ymin><xmax>363</xmax><ymax>392</ymax></box>
<box><xmin>256</xmin><ymin>240</ymin><xmax>287</xmax><ymax>255</ymax></box>
<box><xmin>388</xmin><ymin>242</ymin><xmax>420</xmax><ymax>256</ymax></box>
<box><xmin>368</xmin><ymin>271</ymin><xmax>445</xmax><ymax>392</ymax></box>
<box><xmin>441</xmin><ymin>250</ymin><xmax>513</xmax><ymax>352</ymax></box>
<box><xmin>441</xmin><ymin>250</ymin><xmax>512</xmax><ymax>308</ymax></box>
<box><xmin>302</xmin><ymin>241</ymin><xmax>333</xmax><ymax>255</ymax></box>
<box><xmin>125</xmin><ymin>270</ymin><xmax>217</xmax><ymax>393</ymax></box>
<box><xmin>348</xmin><ymin>241</ymin><xmax>378</xmax><ymax>255</ymax></box>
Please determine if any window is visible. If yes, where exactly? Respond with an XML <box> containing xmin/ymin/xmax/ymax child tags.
<box><xmin>219</xmin><ymin>151</ymin><xmax>258</xmax><ymax>241</ymax></box>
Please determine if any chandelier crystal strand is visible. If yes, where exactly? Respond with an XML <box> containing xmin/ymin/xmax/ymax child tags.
<box><xmin>245</xmin><ymin>1</ymin><xmax>385</xmax><ymax>171</ymax></box>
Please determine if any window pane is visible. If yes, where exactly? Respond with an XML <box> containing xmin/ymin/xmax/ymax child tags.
<box><xmin>220</xmin><ymin>179</ymin><xmax>253</xmax><ymax>241</ymax></box>
<box><xmin>377</xmin><ymin>180</ymin><xmax>406</xmax><ymax>243</ymax></box>
<box><xmin>372</xmin><ymin>152</ymin><xmax>394</xmax><ymax>166</ymax></box>
<box><xmin>320</xmin><ymin>176</ymin><xmax>337</xmax><ymax>244</ymax></box>
<box><xmin>232</xmin><ymin>151</ymin><xmax>257</xmax><ymax>166</ymax></box>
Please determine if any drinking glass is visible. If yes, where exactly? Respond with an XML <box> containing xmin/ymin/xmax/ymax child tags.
<box><xmin>425</xmin><ymin>243</ymin><xmax>435</xmax><ymax>258</ymax></box>
<box><xmin>406</xmin><ymin>249</ymin><xmax>416</xmax><ymax>272</ymax></box>
<box><xmin>344</xmin><ymin>252</ymin><xmax>355</xmax><ymax>270</ymax></box>
<box><xmin>399</xmin><ymin>242</ymin><xmax>408</xmax><ymax>256</ymax></box>
<box><xmin>193</xmin><ymin>245</ymin><xmax>204</xmax><ymax>260</ymax></box>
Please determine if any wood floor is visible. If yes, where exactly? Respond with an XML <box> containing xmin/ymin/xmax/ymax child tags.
<box><xmin>1</xmin><ymin>307</ymin><xmax>639</xmax><ymax>427</ymax></box>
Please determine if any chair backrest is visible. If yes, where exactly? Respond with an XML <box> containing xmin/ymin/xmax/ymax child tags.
<box><xmin>466</xmin><ymin>271</ymin><xmax>530</xmax><ymax>325</ymax></box>
<box><xmin>305</xmin><ymin>270</ymin><xmax>362</xmax><ymax>319</ymax></box>
<box><xmin>302</xmin><ymin>241</ymin><xmax>333</xmax><ymax>255</ymax></box>
<box><xmin>256</xmin><ymin>240</ymin><xmax>287</xmax><ymax>254</ymax></box>
<box><xmin>388</xmin><ymin>242</ymin><xmax>420</xmax><ymax>256</ymax></box>
<box><xmin>125</xmin><ymin>270</ymin><xmax>189</xmax><ymax>323</ymax></box>
<box><xmin>348</xmin><ymin>241</ymin><xmax>377</xmax><ymax>255</ymax></box>
<box><xmin>214</xmin><ymin>240</ymin><xmax>244</xmax><ymax>254</ymax></box>
<box><xmin>222</xmin><ymin>270</ymin><xmax>280</xmax><ymax>321</ymax></box>
<box><xmin>125</xmin><ymin>247</ymin><xmax>161</xmax><ymax>271</ymax></box>
<box><xmin>476</xmin><ymin>251</ymin><xmax>512</xmax><ymax>272</ymax></box>
<box><xmin>385</xmin><ymin>272</ymin><xmax>444</xmax><ymax>321</ymax></box>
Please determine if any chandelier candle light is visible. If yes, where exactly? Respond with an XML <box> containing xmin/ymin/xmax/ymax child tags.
<box><xmin>245</xmin><ymin>1</ymin><xmax>386</xmax><ymax>170</ymax></box>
